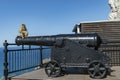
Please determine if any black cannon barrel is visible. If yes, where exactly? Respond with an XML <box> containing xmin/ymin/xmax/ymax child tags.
<box><xmin>15</xmin><ymin>33</ymin><xmax>101</xmax><ymax>47</ymax></box>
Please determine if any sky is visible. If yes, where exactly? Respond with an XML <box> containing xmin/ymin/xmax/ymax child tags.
<box><xmin>0</xmin><ymin>0</ymin><xmax>110</xmax><ymax>47</ymax></box>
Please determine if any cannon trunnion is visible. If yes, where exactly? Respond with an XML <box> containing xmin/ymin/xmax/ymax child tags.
<box><xmin>15</xmin><ymin>33</ymin><xmax>110</xmax><ymax>79</ymax></box>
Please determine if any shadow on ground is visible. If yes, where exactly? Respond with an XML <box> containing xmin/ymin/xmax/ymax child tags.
<box><xmin>62</xmin><ymin>67</ymin><xmax>88</xmax><ymax>75</ymax></box>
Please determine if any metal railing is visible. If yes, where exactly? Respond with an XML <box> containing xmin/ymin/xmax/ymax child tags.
<box><xmin>99</xmin><ymin>43</ymin><xmax>120</xmax><ymax>66</ymax></box>
<box><xmin>3</xmin><ymin>40</ymin><xmax>50</xmax><ymax>80</ymax></box>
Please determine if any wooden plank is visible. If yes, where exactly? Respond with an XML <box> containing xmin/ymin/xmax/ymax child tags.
<box><xmin>80</xmin><ymin>21</ymin><xmax>120</xmax><ymax>66</ymax></box>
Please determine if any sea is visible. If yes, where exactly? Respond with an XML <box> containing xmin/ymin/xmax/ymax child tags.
<box><xmin>0</xmin><ymin>47</ymin><xmax>4</xmax><ymax>79</ymax></box>
<box><xmin>0</xmin><ymin>47</ymin><xmax>51</xmax><ymax>79</ymax></box>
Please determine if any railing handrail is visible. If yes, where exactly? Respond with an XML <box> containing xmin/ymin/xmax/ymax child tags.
<box><xmin>3</xmin><ymin>40</ymin><xmax>50</xmax><ymax>80</ymax></box>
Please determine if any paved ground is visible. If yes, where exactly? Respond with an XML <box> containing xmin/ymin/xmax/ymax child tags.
<box><xmin>12</xmin><ymin>66</ymin><xmax>120</xmax><ymax>80</ymax></box>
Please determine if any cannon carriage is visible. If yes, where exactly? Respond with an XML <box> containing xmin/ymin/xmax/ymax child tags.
<box><xmin>16</xmin><ymin>33</ymin><xmax>110</xmax><ymax>79</ymax></box>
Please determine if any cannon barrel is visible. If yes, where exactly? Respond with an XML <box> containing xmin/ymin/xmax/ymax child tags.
<box><xmin>15</xmin><ymin>33</ymin><xmax>101</xmax><ymax>47</ymax></box>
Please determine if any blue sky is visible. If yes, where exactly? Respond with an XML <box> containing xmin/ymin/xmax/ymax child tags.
<box><xmin>0</xmin><ymin>0</ymin><xmax>109</xmax><ymax>46</ymax></box>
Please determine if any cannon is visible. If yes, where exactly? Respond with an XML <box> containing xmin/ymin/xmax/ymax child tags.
<box><xmin>15</xmin><ymin>33</ymin><xmax>110</xmax><ymax>79</ymax></box>
<box><xmin>16</xmin><ymin>33</ymin><xmax>101</xmax><ymax>47</ymax></box>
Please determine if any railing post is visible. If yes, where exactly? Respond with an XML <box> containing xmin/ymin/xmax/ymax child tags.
<box><xmin>29</xmin><ymin>45</ymin><xmax>31</xmax><ymax>49</ymax></box>
<box><xmin>3</xmin><ymin>40</ymin><xmax>8</xmax><ymax>80</ymax></box>
<box><xmin>40</xmin><ymin>46</ymin><xmax>43</xmax><ymax>67</ymax></box>
<box><xmin>22</xmin><ymin>45</ymin><xmax>24</xmax><ymax>49</ymax></box>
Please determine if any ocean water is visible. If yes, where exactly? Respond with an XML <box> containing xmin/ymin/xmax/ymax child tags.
<box><xmin>0</xmin><ymin>47</ymin><xmax>51</xmax><ymax>78</ymax></box>
<box><xmin>0</xmin><ymin>47</ymin><xmax>4</xmax><ymax>77</ymax></box>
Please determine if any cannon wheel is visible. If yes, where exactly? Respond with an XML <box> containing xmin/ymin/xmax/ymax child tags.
<box><xmin>88</xmin><ymin>61</ymin><xmax>107</xmax><ymax>79</ymax></box>
<box><xmin>45</xmin><ymin>61</ymin><xmax>61</xmax><ymax>77</ymax></box>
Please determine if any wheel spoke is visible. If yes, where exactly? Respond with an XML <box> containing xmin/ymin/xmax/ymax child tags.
<box><xmin>99</xmin><ymin>67</ymin><xmax>106</xmax><ymax>71</ymax></box>
<box><xmin>50</xmin><ymin>70</ymin><xmax>53</xmax><ymax>76</ymax></box>
<box><xmin>88</xmin><ymin>68</ymin><xmax>94</xmax><ymax>71</ymax></box>
<box><xmin>92</xmin><ymin>71</ymin><xmax>96</xmax><ymax>78</ymax></box>
<box><xmin>55</xmin><ymin>67</ymin><xmax>61</xmax><ymax>70</ymax></box>
<box><xmin>46</xmin><ymin>68</ymin><xmax>51</xmax><ymax>76</ymax></box>
<box><xmin>98</xmin><ymin>71</ymin><xmax>102</xmax><ymax>76</ymax></box>
<box><xmin>46</xmin><ymin>67</ymin><xmax>51</xmax><ymax>70</ymax></box>
<box><xmin>49</xmin><ymin>63</ymin><xmax>53</xmax><ymax>67</ymax></box>
<box><xmin>51</xmin><ymin>68</ymin><xmax>56</xmax><ymax>75</ymax></box>
<box><xmin>93</xmin><ymin>64</ymin><xmax>96</xmax><ymax>67</ymax></box>
<box><xmin>53</xmin><ymin>63</ymin><xmax>57</xmax><ymax>67</ymax></box>
<box><xmin>97</xmin><ymin>63</ymin><xmax>101</xmax><ymax>67</ymax></box>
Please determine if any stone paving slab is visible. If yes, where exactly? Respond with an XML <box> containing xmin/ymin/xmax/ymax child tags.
<box><xmin>12</xmin><ymin>67</ymin><xmax>120</xmax><ymax>80</ymax></box>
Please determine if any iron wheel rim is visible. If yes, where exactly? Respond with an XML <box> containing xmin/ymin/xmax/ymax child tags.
<box><xmin>88</xmin><ymin>61</ymin><xmax>107</xmax><ymax>79</ymax></box>
<box><xmin>45</xmin><ymin>61</ymin><xmax>61</xmax><ymax>77</ymax></box>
